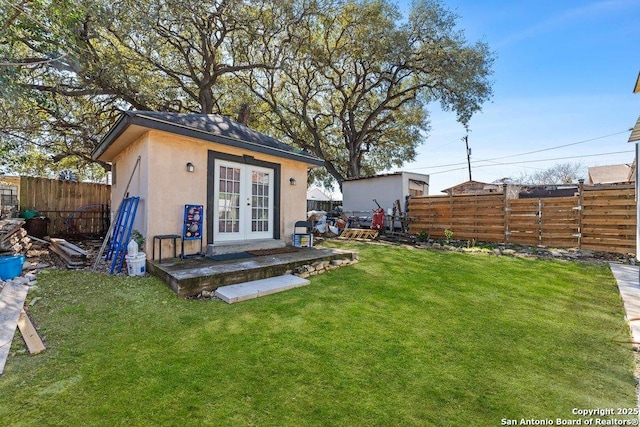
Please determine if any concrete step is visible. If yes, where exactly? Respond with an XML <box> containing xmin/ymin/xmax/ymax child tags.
<box><xmin>214</xmin><ymin>274</ymin><xmax>310</xmax><ymax>304</ymax></box>
<box><xmin>147</xmin><ymin>247</ymin><xmax>356</xmax><ymax>297</ymax></box>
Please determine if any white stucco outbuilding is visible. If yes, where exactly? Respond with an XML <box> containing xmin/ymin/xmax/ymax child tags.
<box><xmin>342</xmin><ymin>172</ymin><xmax>429</xmax><ymax>216</ymax></box>
<box><xmin>92</xmin><ymin>111</ymin><xmax>323</xmax><ymax>258</ymax></box>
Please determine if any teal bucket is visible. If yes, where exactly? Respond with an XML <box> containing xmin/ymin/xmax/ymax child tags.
<box><xmin>0</xmin><ymin>255</ymin><xmax>25</xmax><ymax>280</ymax></box>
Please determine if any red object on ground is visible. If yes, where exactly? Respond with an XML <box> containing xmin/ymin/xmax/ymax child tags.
<box><xmin>371</xmin><ymin>208</ymin><xmax>385</xmax><ymax>231</ymax></box>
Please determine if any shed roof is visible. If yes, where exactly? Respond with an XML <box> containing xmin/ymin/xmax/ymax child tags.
<box><xmin>343</xmin><ymin>171</ymin><xmax>429</xmax><ymax>184</ymax></box>
<box><xmin>92</xmin><ymin>111</ymin><xmax>324</xmax><ymax>166</ymax></box>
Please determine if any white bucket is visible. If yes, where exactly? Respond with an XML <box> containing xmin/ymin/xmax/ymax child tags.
<box><xmin>125</xmin><ymin>252</ymin><xmax>146</xmax><ymax>276</ymax></box>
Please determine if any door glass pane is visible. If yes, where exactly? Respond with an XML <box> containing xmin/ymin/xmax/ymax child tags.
<box><xmin>218</xmin><ymin>165</ymin><xmax>242</xmax><ymax>234</ymax></box>
<box><xmin>251</xmin><ymin>171</ymin><xmax>270</xmax><ymax>233</ymax></box>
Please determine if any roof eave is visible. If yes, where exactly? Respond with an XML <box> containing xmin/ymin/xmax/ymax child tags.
<box><xmin>91</xmin><ymin>112</ymin><xmax>131</xmax><ymax>161</ymax></box>
<box><xmin>93</xmin><ymin>112</ymin><xmax>324</xmax><ymax>166</ymax></box>
<box><xmin>629</xmin><ymin>116</ymin><xmax>640</xmax><ymax>143</ymax></box>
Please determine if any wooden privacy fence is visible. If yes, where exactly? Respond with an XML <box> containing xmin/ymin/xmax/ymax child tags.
<box><xmin>408</xmin><ymin>184</ymin><xmax>636</xmax><ymax>255</ymax></box>
<box><xmin>17</xmin><ymin>176</ymin><xmax>111</xmax><ymax>238</ymax></box>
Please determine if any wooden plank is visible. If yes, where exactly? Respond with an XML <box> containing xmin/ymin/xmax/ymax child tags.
<box><xmin>50</xmin><ymin>238</ymin><xmax>88</xmax><ymax>256</ymax></box>
<box><xmin>0</xmin><ymin>281</ymin><xmax>30</xmax><ymax>374</ymax></box>
<box><xmin>583</xmin><ymin>218</ymin><xmax>636</xmax><ymax>226</ymax></box>
<box><xmin>583</xmin><ymin>189</ymin><xmax>635</xmax><ymax>198</ymax></box>
<box><xmin>27</xmin><ymin>235</ymin><xmax>49</xmax><ymax>245</ymax></box>
<box><xmin>49</xmin><ymin>244</ymin><xmax>86</xmax><ymax>267</ymax></box>
<box><xmin>17</xmin><ymin>309</ymin><xmax>45</xmax><ymax>354</ymax></box>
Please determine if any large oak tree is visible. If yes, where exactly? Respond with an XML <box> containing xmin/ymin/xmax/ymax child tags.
<box><xmin>243</xmin><ymin>0</ymin><xmax>494</xmax><ymax>187</ymax></box>
<box><xmin>1</xmin><ymin>0</ymin><xmax>493</xmax><ymax>186</ymax></box>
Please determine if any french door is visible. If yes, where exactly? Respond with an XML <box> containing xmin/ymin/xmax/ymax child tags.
<box><xmin>214</xmin><ymin>160</ymin><xmax>274</xmax><ymax>242</ymax></box>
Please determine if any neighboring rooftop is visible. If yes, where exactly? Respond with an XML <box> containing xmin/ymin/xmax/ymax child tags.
<box><xmin>441</xmin><ymin>180</ymin><xmax>501</xmax><ymax>195</ymax></box>
<box><xmin>587</xmin><ymin>163</ymin><xmax>635</xmax><ymax>185</ymax></box>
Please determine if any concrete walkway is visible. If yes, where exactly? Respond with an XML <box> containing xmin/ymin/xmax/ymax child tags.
<box><xmin>609</xmin><ymin>263</ymin><xmax>640</xmax><ymax>344</ymax></box>
<box><xmin>609</xmin><ymin>262</ymin><xmax>640</xmax><ymax>410</ymax></box>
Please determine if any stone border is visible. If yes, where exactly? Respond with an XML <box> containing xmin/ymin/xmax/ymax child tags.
<box><xmin>414</xmin><ymin>240</ymin><xmax>637</xmax><ymax>265</ymax></box>
<box><xmin>288</xmin><ymin>257</ymin><xmax>359</xmax><ymax>279</ymax></box>
<box><xmin>321</xmin><ymin>234</ymin><xmax>636</xmax><ymax>265</ymax></box>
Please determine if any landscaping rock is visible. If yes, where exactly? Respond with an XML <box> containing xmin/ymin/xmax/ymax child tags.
<box><xmin>403</xmin><ymin>238</ymin><xmax>637</xmax><ymax>265</ymax></box>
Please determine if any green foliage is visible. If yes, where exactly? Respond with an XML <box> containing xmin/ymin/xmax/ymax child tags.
<box><xmin>0</xmin><ymin>0</ymin><xmax>493</xmax><ymax>184</ymax></box>
<box><xmin>130</xmin><ymin>229</ymin><xmax>145</xmax><ymax>248</ymax></box>
<box><xmin>416</xmin><ymin>229</ymin><xmax>429</xmax><ymax>242</ymax></box>
<box><xmin>444</xmin><ymin>228</ymin><xmax>454</xmax><ymax>243</ymax></box>
<box><xmin>246</xmin><ymin>0</ymin><xmax>494</xmax><ymax>186</ymax></box>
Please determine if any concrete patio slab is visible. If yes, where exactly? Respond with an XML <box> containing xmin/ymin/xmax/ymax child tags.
<box><xmin>214</xmin><ymin>274</ymin><xmax>311</xmax><ymax>304</ymax></box>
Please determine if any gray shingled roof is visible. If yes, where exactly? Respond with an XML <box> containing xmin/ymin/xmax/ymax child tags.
<box><xmin>92</xmin><ymin>111</ymin><xmax>323</xmax><ymax>166</ymax></box>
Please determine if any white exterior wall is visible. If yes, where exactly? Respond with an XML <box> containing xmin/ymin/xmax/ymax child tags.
<box><xmin>343</xmin><ymin>175</ymin><xmax>403</xmax><ymax>215</ymax></box>
<box><xmin>111</xmin><ymin>130</ymin><xmax>312</xmax><ymax>256</ymax></box>
<box><xmin>342</xmin><ymin>172</ymin><xmax>429</xmax><ymax>216</ymax></box>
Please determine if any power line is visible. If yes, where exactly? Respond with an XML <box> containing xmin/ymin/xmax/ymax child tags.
<box><xmin>408</xmin><ymin>129</ymin><xmax>631</xmax><ymax>171</ymax></box>
<box><xmin>427</xmin><ymin>149</ymin><xmax>634</xmax><ymax>175</ymax></box>
<box><xmin>474</xmin><ymin>129</ymin><xmax>631</xmax><ymax>163</ymax></box>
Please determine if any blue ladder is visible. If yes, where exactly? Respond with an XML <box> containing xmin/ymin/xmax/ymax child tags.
<box><xmin>105</xmin><ymin>196</ymin><xmax>140</xmax><ymax>274</ymax></box>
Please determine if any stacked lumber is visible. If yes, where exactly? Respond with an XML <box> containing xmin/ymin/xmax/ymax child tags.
<box><xmin>0</xmin><ymin>219</ymin><xmax>31</xmax><ymax>256</ymax></box>
<box><xmin>48</xmin><ymin>238</ymin><xmax>88</xmax><ymax>269</ymax></box>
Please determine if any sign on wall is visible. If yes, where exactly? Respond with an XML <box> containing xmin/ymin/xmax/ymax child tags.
<box><xmin>183</xmin><ymin>204</ymin><xmax>203</xmax><ymax>240</ymax></box>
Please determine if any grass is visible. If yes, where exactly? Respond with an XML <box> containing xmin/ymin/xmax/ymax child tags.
<box><xmin>0</xmin><ymin>241</ymin><xmax>636</xmax><ymax>426</ymax></box>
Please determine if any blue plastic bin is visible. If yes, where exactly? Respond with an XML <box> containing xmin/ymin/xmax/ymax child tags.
<box><xmin>0</xmin><ymin>255</ymin><xmax>25</xmax><ymax>280</ymax></box>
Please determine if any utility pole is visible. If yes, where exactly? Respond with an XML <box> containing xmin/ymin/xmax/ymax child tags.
<box><xmin>463</xmin><ymin>135</ymin><xmax>472</xmax><ymax>181</ymax></box>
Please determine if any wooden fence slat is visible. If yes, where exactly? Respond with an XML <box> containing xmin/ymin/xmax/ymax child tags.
<box><xmin>409</xmin><ymin>185</ymin><xmax>637</xmax><ymax>255</ymax></box>
<box><xmin>16</xmin><ymin>176</ymin><xmax>110</xmax><ymax>237</ymax></box>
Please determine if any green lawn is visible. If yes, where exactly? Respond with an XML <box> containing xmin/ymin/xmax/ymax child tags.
<box><xmin>0</xmin><ymin>241</ymin><xmax>636</xmax><ymax>426</ymax></box>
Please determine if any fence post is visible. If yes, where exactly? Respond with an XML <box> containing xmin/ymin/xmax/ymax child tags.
<box><xmin>537</xmin><ymin>199</ymin><xmax>543</xmax><ymax>243</ymax></box>
<box><xmin>448</xmin><ymin>191</ymin><xmax>453</xmax><ymax>233</ymax></box>
<box><xmin>503</xmin><ymin>183</ymin><xmax>509</xmax><ymax>244</ymax></box>
<box><xmin>577</xmin><ymin>179</ymin><xmax>584</xmax><ymax>249</ymax></box>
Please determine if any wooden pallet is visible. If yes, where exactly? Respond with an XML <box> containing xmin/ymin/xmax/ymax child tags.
<box><xmin>339</xmin><ymin>228</ymin><xmax>379</xmax><ymax>240</ymax></box>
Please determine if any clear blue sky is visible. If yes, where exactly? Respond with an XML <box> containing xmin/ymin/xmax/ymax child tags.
<box><xmin>390</xmin><ymin>0</ymin><xmax>640</xmax><ymax>194</ymax></box>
